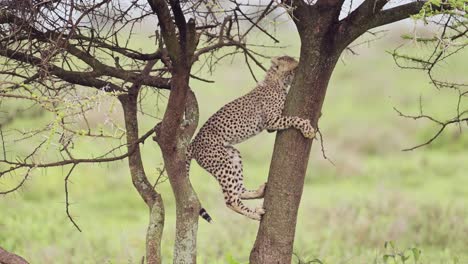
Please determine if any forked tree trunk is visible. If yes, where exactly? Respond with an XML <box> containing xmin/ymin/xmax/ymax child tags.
<box><xmin>250</xmin><ymin>8</ymin><xmax>341</xmax><ymax>262</ymax></box>
<box><xmin>144</xmin><ymin>2</ymin><xmax>202</xmax><ymax>261</ymax></box>
<box><xmin>154</xmin><ymin>71</ymin><xmax>201</xmax><ymax>264</ymax></box>
<box><xmin>120</xmin><ymin>92</ymin><xmax>165</xmax><ymax>264</ymax></box>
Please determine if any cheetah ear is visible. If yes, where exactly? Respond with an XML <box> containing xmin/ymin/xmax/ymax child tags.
<box><xmin>271</xmin><ymin>57</ymin><xmax>280</xmax><ymax>66</ymax></box>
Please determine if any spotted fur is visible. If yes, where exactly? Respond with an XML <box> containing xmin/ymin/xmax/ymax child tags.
<box><xmin>188</xmin><ymin>56</ymin><xmax>315</xmax><ymax>221</ymax></box>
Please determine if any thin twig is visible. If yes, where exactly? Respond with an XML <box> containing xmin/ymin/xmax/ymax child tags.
<box><xmin>316</xmin><ymin>127</ymin><xmax>335</xmax><ymax>166</ymax></box>
<box><xmin>394</xmin><ymin>107</ymin><xmax>468</xmax><ymax>151</ymax></box>
<box><xmin>244</xmin><ymin>52</ymin><xmax>258</xmax><ymax>82</ymax></box>
<box><xmin>153</xmin><ymin>165</ymin><xmax>167</xmax><ymax>188</ymax></box>
<box><xmin>0</xmin><ymin>167</ymin><xmax>33</xmax><ymax>195</ymax></box>
<box><xmin>64</xmin><ymin>164</ymin><xmax>81</xmax><ymax>232</ymax></box>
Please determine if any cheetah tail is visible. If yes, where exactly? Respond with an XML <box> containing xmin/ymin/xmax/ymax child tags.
<box><xmin>186</xmin><ymin>145</ymin><xmax>213</xmax><ymax>223</ymax></box>
<box><xmin>199</xmin><ymin>208</ymin><xmax>213</xmax><ymax>223</ymax></box>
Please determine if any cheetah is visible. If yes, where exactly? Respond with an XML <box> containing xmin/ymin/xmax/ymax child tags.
<box><xmin>187</xmin><ymin>56</ymin><xmax>315</xmax><ymax>222</ymax></box>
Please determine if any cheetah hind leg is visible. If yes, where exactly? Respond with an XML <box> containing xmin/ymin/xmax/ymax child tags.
<box><xmin>226</xmin><ymin>198</ymin><xmax>265</xmax><ymax>221</ymax></box>
<box><xmin>219</xmin><ymin>146</ymin><xmax>265</xmax><ymax>220</ymax></box>
<box><xmin>218</xmin><ymin>174</ymin><xmax>265</xmax><ymax>221</ymax></box>
<box><xmin>240</xmin><ymin>182</ymin><xmax>266</xmax><ymax>200</ymax></box>
<box><xmin>224</xmin><ymin>146</ymin><xmax>266</xmax><ymax>200</ymax></box>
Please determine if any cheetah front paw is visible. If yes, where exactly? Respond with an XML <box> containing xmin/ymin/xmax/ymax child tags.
<box><xmin>251</xmin><ymin>207</ymin><xmax>266</xmax><ymax>221</ymax></box>
<box><xmin>301</xmin><ymin>119</ymin><xmax>316</xmax><ymax>139</ymax></box>
<box><xmin>255</xmin><ymin>207</ymin><xmax>265</xmax><ymax>215</ymax></box>
<box><xmin>257</xmin><ymin>183</ymin><xmax>267</xmax><ymax>198</ymax></box>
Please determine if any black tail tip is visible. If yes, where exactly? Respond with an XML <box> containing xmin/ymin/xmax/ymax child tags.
<box><xmin>199</xmin><ymin>208</ymin><xmax>213</xmax><ymax>223</ymax></box>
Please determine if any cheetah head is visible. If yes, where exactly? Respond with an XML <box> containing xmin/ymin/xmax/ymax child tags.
<box><xmin>270</xmin><ymin>56</ymin><xmax>298</xmax><ymax>89</ymax></box>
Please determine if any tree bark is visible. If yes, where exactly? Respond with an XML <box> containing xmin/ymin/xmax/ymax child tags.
<box><xmin>249</xmin><ymin>0</ymin><xmax>429</xmax><ymax>261</ymax></box>
<box><xmin>154</xmin><ymin>70</ymin><xmax>201</xmax><ymax>264</ymax></box>
<box><xmin>250</xmin><ymin>6</ymin><xmax>341</xmax><ymax>263</ymax></box>
<box><xmin>170</xmin><ymin>89</ymin><xmax>201</xmax><ymax>264</ymax></box>
<box><xmin>0</xmin><ymin>247</ymin><xmax>29</xmax><ymax>264</ymax></box>
<box><xmin>146</xmin><ymin>2</ymin><xmax>201</xmax><ymax>262</ymax></box>
<box><xmin>120</xmin><ymin>93</ymin><xmax>164</xmax><ymax>264</ymax></box>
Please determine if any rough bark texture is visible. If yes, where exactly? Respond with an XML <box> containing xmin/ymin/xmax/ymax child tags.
<box><xmin>250</xmin><ymin>5</ymin><xmax>341</xmax><ymax>263</ymax></box>
<box><xmin>249</xmin><ymin>0</ymin><xmax>427</xmax><ymax>261</ymax></box>
<box><xmin>154</xmin><ymin>72</ymin><xmax>201</xmax><ymax>264</ymax></box>
<box><xmin>147</xmin><ymin>1</ymin><xmax>201</xmax><ymax>262</ymax></box>
<box><xmin>0</xmin><ymin>247</ymin><xmax>29</xmax><ymax>264</ymax></box>
<box><xmin>171</xmin><ymin>89</ymin><xmax>201</xmax><ymax>263</ymax></box>
<box><xmin>120</xmin><ymin>93</ymin><xmax>164</xmax><ymax>264</ymax></box>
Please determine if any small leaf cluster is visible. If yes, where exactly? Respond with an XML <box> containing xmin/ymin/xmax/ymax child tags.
<box><xmin>414</xmin><ymin>0</ymin><xmax>468</xmax><ymax>20</ymax></box>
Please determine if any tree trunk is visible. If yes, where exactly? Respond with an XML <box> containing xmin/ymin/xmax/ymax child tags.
<box><xmin>250</xmin><ymin>13</ymin><xmax>341</xmax><ymax>262</ymax></box>
<box><xmin>160</xmin><ymin>151</ymin><xmax>200</xmax><ymax>264</ymax></box>
<box><xmin>154</xmin><ymin>70</ymin><xmax>201</xmax><ymax>264</ymax></box>
<box><xmin>120</xmin><ymin>93</ymin><xmax>165</xmax><ymax>264</ymax></box>
<box><xmin>144</xmin><ymin>2</ymin><xmax>201</xmax><ymax>261</ymax></box>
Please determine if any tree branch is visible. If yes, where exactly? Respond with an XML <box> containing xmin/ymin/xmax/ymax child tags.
<box><xmin>64</xmin><ymin>164</ymin><xmax>81</xmax><ymax>232</ymax></box>
<box><xmin>0</xmin><ymin>11</ymin><xmax>171</xmax><ymax>90</ymax></box>
<box><xmin>69</xmin><ymin>34</ymin><xmax>165</xmax><ymax>61</ymax></box>
<box><xmin>394</xmin><ymin>107</ymin><xmax>468</xmax><ymax>151</ymax></box>
<box><xmin>0</xmin><ymin>126</ymin><xmax>156</xmax><ymax>175</ymax></box>
<box><xmin>169</xmin><ymin>0</ymin><xmax>187</xmax><ymax>46</ymax></box>
<box><xmin>147</xmin><ymin>0</ymin><xmax>180</xmax><ymax>60</ymax></box>
<box><xmin>0</xmin><ymin>45</ymin><xmax>123</xmax><ymax>91</ymax></box>
<box><xmin>343</xmin><ymin>0</ymin><xmax>390</xmax><ymax>26</ymax></box>
<box><xmin>368</xmin><ymin>1</ymin><xmax>426</xmax><ymax>29</ymax></box>
<box><xmin>337</xmin><ymin>1</ymin><xmax>426</xmax><ymax>49</ymax></box>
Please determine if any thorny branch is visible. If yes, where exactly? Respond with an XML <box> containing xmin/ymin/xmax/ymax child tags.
<box><xmin>390</xmin><ymin>15</ymin><xmax>468</xmax><ymax>90</ymax></box>
<box><xmin>394</xmin><ymin>107</ymin><xmax>468</xmax><ymax>151</ymax></box>
<box><xmin>0</xmin><ymin>125</ymin><xmax>156</xmax><ymax>176</ymax></box>
<box><xmin>389</xmin><ymin>14</ymin><xmax>467</xmax><ymax>150</ymax></box>
<box><xmin>64</xmin><ymin>164</ymin><xmax>80</xmax><ymax>232</ymax></box>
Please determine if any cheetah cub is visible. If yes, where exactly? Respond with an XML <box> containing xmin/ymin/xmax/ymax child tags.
<box><xmin>187</xmin><ymin>56</ymin><xmax>315</xmax><ymax>221</ymax></box>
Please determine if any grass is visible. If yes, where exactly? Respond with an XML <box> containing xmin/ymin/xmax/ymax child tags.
<box><xmin>1</xmin><ymin>22</ymin><xmax>467</xmax><ymax>263</ymax></box>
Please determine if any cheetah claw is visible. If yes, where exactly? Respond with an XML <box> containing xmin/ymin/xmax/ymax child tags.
<box><xmin>256</xmin><ymin>207</ymin><xmax>266</xmax><ymax>215</ymax></box>
<box><xmin>303</xmin><ymin>130</ymin><xmax>316</xmax><ymax>139</ymax></box>
<box><xmin>249</xmin><ymin>207</ymin><xmax>266</xmax><ymax>221</ymax></box>
<box><xmin>300</xmin><ymin>120</ymin><xmax>316</xmax><ymax>139</ymax></box>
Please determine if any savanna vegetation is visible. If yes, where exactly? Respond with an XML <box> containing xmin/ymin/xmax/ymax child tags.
<box><xmin>2</xmin><ymin>25</ymin><xmax>467</xmax><ymax>263</ymax></box>
<box><xmin>0</xmin><ymin>0</ymin><xmax>467</xmax><ymax>263</ymax></box>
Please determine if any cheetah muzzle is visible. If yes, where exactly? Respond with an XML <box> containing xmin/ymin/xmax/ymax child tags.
<box><xmin>187</xmin><ymin>56</ymin><xmax>316</xmax><ymax>222</ymax></box>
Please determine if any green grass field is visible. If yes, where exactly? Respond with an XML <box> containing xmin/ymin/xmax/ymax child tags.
<box><xmin>1</xmin><ymin>23</ymin><xmax>467</xmax><ymax>264</ymax></box>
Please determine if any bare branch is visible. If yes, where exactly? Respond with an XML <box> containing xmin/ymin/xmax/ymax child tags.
<box><xmin>368</xmin><ymin>1</ymin><xmax>426</xmax><ymax>29</ymax></box>
<box><xmin>0</xmin><ymin>168</ymin><xmax>32</xmax><ymax>195</ymax></box>
<box><xmin>0</xmin><ymin>126</ymin><xmax>156</xmax><ymax>175</ymax></box>
<box><xmin>64</xmin><ymin>164</ymin><xmax>81</xmax><ymax>232</ymax></box>
<box><xmin>337</xmin><ymin>1</ymin><xmax>426</xmax><ymax>49</ymax></box>
<box><xmin>235</xmin><ymin>2</ymin><xmax>279</xmax><ymax>43</ymax></box>
<box><xmin>316</xmin><ymin>127</ymin><xmax>335</xmax><ymax>166</ymax></box>
<box><xmin>394</xmin><ymin>107</ymin><xmax>468</xmax><ymax>151</ymax></box>
<box><xmin>146</xmin><ymin>0</ymin><xmax>180</xmax><ymax>59</ymax></box>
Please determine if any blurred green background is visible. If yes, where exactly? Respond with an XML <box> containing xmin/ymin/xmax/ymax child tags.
<box><xmin>1</xmin><ymin>20</ymin><xmax>467</xmax><ymax>264</ymax></box>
